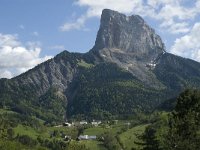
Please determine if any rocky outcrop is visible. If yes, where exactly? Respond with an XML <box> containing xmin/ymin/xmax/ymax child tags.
<box><xmin>91</xmin><ymin>9</ymin><xmax>166</xmax><ymax>87</ymax></box>
<box><xmin>12</xmin><ymin>51</ymin><xmax>82</xmax><ymax>96</ymax></box>
<box><xmin>93</xmin><ymin>9</ymin><xmax>165</xmax><ymax>57</ymax></box>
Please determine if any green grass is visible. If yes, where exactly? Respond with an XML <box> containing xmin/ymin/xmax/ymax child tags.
<box><xmin>78</xmin><ymin>60</ymin><xmax>94</xmax><ymax>68</ymax></box>
<box><xmin>81</xmin><ymin>141</ymin><xmax>107</xmax><ymax>150</ymax></box>
<box><xmin>119</xmin><ymin>124</ymin><xmax>149</xmax><ymax>150</ymax></box>
<box><xmin>14</xmin><ymin>125</ymin><xmax>41</xmax><ymax>139</ymax></box>
<box><xmin>47</xmin><ymin>126</ymin><xmax>78</xmax><ymax>139</ymax></box>
<box><xmin>83</xmin><ymin>123</ymin><xmax>127</xmax><ymax>136</ymax></box>
<box><xmin>84</xmin><ymin>127</ymin><xmax>106</xmax><ymax>136</ymax></box>
<box><xmin>14</xmin><ymin>124</ymin><xmax>79</xmax><ymax>141</ymax></box>
<box><xmin>11</xmin><ymin>117</ymin><xmax>149</xmax><ymax>150</ymax></box>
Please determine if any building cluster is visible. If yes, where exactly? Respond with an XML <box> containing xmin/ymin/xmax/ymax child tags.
<box><xmin>61</xmin><ymin>120</ymin><xmax>102</xmax><ymax>127</ymax></box>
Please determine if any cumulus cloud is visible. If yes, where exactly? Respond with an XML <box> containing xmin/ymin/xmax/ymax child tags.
<box><xmin>170</xmin><ymin>23</ymin><xmax>200</xmax><ymax>62</ymax></box>
<box><xmin>148</xmin><ymin>0</ymin><xmax>199</xmax><ymax>34</ymax></box>
<box><xmin>60</xmin><ymin>0</ymin><xmax>200</xmax><ymax>34</ymax></box>
<box><xmin>60</xmin><ymin>0</ymin><xmax>144</xmax><ymax>31</ymax></box>
<box><xmin>0</xmin><ymin>33</ymin><xmax>52</xmax><ymax>79</ymax></box>
<box><xmin>60</xmin><ymin>15</ymin><xmax>87</xmax><ymax>31</ymax></box>
<box><xmin>0</xmin><ymin>70</ymin><xmax>13</xmax><ymax>79</ymax></box>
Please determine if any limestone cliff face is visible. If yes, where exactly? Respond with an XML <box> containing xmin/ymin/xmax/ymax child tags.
<box><xmin>12</xmin><ymin>51</ymin><xmax>82</xmax><ymax>96</ymax></box>
<box><xmin>93</xmin><ymin>9</ymin><xmax>164</xmax><ymax>57</ymax></box>
<box><xmin>8</xmin><ymin>9</ymin><xmax>167</xmax><ymax>94</ymax></box>
<box><xmin>10</xmin><ymin>9</ymin><xmax>168</xmax><ymax>92</ymax></box>
<box><xmin>91</xmin><ymin>9</ymin><xmax>166</xmax><ymax>86</ymax></box>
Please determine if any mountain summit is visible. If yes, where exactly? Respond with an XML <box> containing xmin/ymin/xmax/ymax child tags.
<box><xmin>93</xmin><ymin>9</ymin><xmax>165</xmax><ymax>57</ymax></box>
<box><xmin>91</xmin><ymin>9</ymin><xmax>166</xmax><ymax>85</ymax></box>
<box><xmin>1</xmin><ymin>9</ymin><xmax>200</xmax><ymax>121</ymax></box>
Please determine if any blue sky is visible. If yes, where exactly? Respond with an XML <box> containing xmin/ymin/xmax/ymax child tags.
<box><xmin>0</xmin><ymin>0</ymin><xmax>200</xmax><ymax>78</ymax></box>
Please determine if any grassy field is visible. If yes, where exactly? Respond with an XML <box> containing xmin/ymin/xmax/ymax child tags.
<box><xmin>83</xmin><ymin>122</ymin><xmax>148</xmax><ymax>150</ymax></box>
<box><xmin>14</xmin><ymin>124</ymin><xmax>42</xmax><ymax>139</ymax></box>
<box><xmin>3</xmin><ymin>107</ymin><xmax>148</xmax><ymax>150</ymax></box>
<box><xmin>14</xmin><ymin>124</ymin><xmax>79</xmax><ymax>140</ymax></box>
<box><xmin>84</xmin><ymin>127</ymin><xmax>106</xmax><ymax>136</ymax></box>
<box><xmin>81</xmin><ymin>140</ymin><xmax>107</xmax><ymax>150</ymax></box>
<box><xmin>119</xmin><ymin>124</ymin><xmax>149</xmax><ymax>150</ymax></box>
<box><xmin>10</xmin><ymin>123</ymin><xmax>149</xmax><ymax>150</ymax></box>
<box><xmin>77</xmin><ymin>60</ymin><xmax>94</xmax><ymax>68</ymax></box>
<box><xmin>83</xmin><ymin>123</ymin><xmax>127</xmax><ymax>136</ymax></box>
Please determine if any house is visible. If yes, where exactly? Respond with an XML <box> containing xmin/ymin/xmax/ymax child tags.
<box><xmin>91</xmin><ymin>120</ymin><xmax>101</xmax><ymax>126</ymax></box>
<box><xmin>78</xmin><ymin>135</ymin><xmax>97</xmax><ymax>140</ymax></box>
<box><xmin>80</xmin><ymin>121</ymin><xmax>88</xmax><ymax>125</ymax></box>
<box><xmin>63</xmin><ymin>122</ymin><xmax>72</xmax><ymax>127</ymax></box>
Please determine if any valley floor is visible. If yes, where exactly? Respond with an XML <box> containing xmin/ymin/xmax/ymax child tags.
<box><xmin>0</xmin><ymin>109</ymin><xmax>150</xmax><ymax>150</ymax></box>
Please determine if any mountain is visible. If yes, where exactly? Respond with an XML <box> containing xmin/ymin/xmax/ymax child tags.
<box><xmin>1</xmin><ymin>9</ymin><xmax>200</xmax><ymax>122</ymax></box>
<box><xmin>90</xmin><ymin>9</ymin><xmax>165</xmax><ymax>87</ymax></box>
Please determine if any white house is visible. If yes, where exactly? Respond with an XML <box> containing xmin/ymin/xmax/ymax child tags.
<box><xmin>63</xmin><ymin>122</ymin><xmax>72</xmax><ymax>127</ymax></box>
<box><xmin>78</xmin><ymin>135</ymin><xmax>97</xmax><ymax>140</ymax></box>
<box><xmin>80</xmin><ymin>121</ymin><xmax>88</xmax><ymax>125</ymax></box>
<box><xmin>91</xmin><ymin>120</ymin><xmax>102</xmax><ymax>126</ymax></box>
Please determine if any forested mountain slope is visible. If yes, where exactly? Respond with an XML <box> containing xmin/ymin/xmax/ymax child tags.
<box><xmin>1</xmin><ymin>9</ymin><xmax>200</xmax><ymax>121</ymax></box>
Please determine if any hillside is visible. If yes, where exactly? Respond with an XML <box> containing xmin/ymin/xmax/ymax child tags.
<box><xmin>0</xmin><ymin>9</ymin><xmax>200</xmax><ymax>122</ymax></box>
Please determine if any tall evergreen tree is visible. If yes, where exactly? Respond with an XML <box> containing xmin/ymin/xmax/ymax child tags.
<box><xmin>166</xmin><ymin>89</ymin><xmax>200</xmax><ymax>150</ymax></box>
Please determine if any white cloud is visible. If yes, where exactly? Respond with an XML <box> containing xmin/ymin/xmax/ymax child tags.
<box><xmin>0</xmin><ymin>70</ymin><xmax>13</xmax><ymax>79</ymax></box>
<box><xmin>0</xmin><ymin>34</ymin><xmax>20</xmax><ymax>47</ymax></box>
<box><xmin>60</xmin><ymin>0</ymin><xmax>143</xmax><ymax>31</ymax></box>
<box><xmin>60</xmin><ymin>0</ymin><xmax>200</xmax><ymax>34</ymax></box>
<box><xmin>75</xmin><ymin>0</ymin><xmax>143</xmax><ymax>17</ymax></box>
<box><xmin>170</xmin><ymin>23</ymin><xmax>200</xmax><ymax>62</ymax></box>
<box><xmin>149</xmin><ymin>1</ymin><xmax>199</xmax><ymax>34</ymax></box>
<box><xmin>0</xmin><ymin>33</ymin><xmax>52</xmax><ymax>79</ymax></box>
<box><xmin>60</xmin><ymin>15</ymin><xmax>87</xmax><ymax>31</ymax></box>
<box><xmin>164</xmin><ymin>22</ymin><xmax>191</xmax><ymax>34</ymax></box>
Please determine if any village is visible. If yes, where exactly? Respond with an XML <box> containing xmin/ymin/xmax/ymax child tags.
<box><xmin>53</xmin><ymin>120</ymin><xmax>131</xmax><ymax>141</ymax></box>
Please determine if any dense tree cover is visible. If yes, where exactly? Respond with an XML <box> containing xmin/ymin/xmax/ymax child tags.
<box><xmin>139</xmin><ymin>89</ymin><xmax>200</xmax><ymax>150</ymax></box>
<box><xmin>68</xmin><ymin>63</ymin><xmax>167</xmax><ymax>119</ymax></box>
<box><xmin>141</xmin><ymin>126</ymin><xmax>160</xmax><ymax>150</ymax></box>
<box><xmin>100</xmin><ymin>131</ymin><xmax>121</xmax><ymax>150</ymax></box>
<box><xmin>166</xmin><ymin>89</ymin><xmax>200</xmax><ymax>150</ymax></box>
<box><xmin>38</xmin><ymin>87</ymin><xmax>67</xmax><ymax>123</ymax></box>
<box><xmin>0</xmin><ymin>83</ymin><xmax>66</xmax><ymax>124</ymax></box>
<box><xmin>1</xmin><ymin>53</ymin><xmax>200</xmax><ymax>122</ymax></box>
<box><xmin>154</xmin><ymin>54</ymin><xmax>200</xmax><ymax>93</ymax></box>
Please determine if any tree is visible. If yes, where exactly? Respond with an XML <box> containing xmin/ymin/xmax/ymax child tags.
<box><xmin>101</xmin><ymin>131</ymin><xmax>121</xmax><ymax>150</ymax></box>
<box><xmin>17</xmin><ymin>135</ymin><xmax>37</xmax><ymax>147</ymax></box>
<box><xmin>7</xmin><ymin>128</ymin><xmax>14</xmax><ymax>139</ymax></box>
<box><xmin>166</xmin><ymin>89</ymin><xmax>200</xmax><ymax>150</ymax></box>
<box><xmin>142</xmin><ymin>126</ymin><xmax>160</xmax><ymax>150</ymax></box>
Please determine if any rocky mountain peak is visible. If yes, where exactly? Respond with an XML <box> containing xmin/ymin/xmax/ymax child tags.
<box><xmin>91</xmin><ymin>9</ymin><xmax>166</xmax><ymax>86</ymax></box>
<box><xmin>92</xmin><ymin>9</ymin><xmax>165</xmax><ymax>61</ymax></box>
